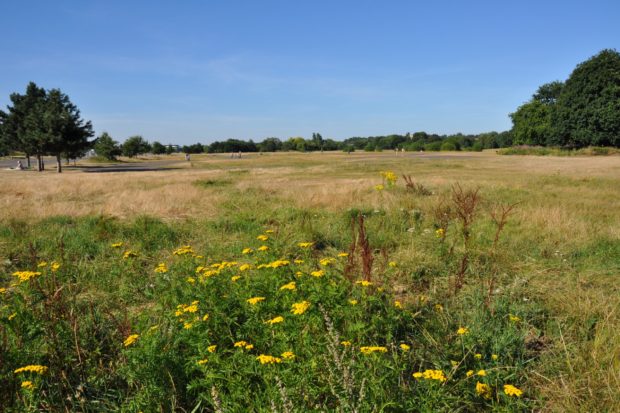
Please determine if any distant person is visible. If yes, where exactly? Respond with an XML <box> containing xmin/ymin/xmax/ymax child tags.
<box><xmin>238</xmin><ymin>151</ymin><xmax>242</xmax><ymax>158</ymax></box>
<box><xmin>185</xmin><ymin>153</ymin><xmax>190</xmax><ymax>161</ymax></box>
<box><xmin>16</xmin><ymin>160</ymin><xmax>23</xmax><ymax>170</ymax></box>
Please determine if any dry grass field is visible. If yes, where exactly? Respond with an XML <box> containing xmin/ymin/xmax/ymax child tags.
<box><xmin>1</xmin><ymin>150</ymin><xmax>619</xmax><ymax>411</ymax></box>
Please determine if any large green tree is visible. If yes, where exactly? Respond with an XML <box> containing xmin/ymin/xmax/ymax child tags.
<box><xmin>1</xmin><ymin>82</ymin><xmax>93</xmax><ymax>171</ymax></box>
<box><xmin>552</xmin><ymin>49</ymin><xmax>620</xmax><ymax>147</ymax></box>
<box><xmin>94</xmin><ymin>132</ymin><xmax>122</xmax><ymax>160</ymax></box>
<box><xmin>510</xmin><ymin>81</ymin><xmax>563</xmax><ymax>146</ymax></box>
<box><xmin>122</xmin><ymin>136</ymin><xmax>151</xmax><ymax>158</ymax></box>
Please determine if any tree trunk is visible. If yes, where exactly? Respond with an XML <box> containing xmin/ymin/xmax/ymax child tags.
<box><xmin>36</xmin><ymin>154</ymin><xmax>42</xmax><ymax>172</ymax></box>
<box><xmin>26</xmin><ymin>154</ymin><xmax>31</xmax><ymax>169</ymax></box>
<box><xmin>56</xmin><ymin>154</ymin><xmax>62</xmax><ymax>173</ymax></box>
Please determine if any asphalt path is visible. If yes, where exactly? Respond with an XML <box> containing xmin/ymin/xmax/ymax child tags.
<box><xmin>0</xmin><ymin>157</ymin><xmax>184</xmax><ymax>173</ymax></box>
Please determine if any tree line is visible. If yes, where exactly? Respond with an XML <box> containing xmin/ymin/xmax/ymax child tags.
<box><xmin>2</xmin><ymin>49</ymin><xmax>617</xmax><ymax>165</ymax></box>
<box><xmin>510</xmin><ymin>49</ymin><xmax>620</xmax><ymax>148</ymax></box>
<box><xmin>0</xmin><ymin>82</ymin><xmax>94</xmax><ymax>172</ymax></box>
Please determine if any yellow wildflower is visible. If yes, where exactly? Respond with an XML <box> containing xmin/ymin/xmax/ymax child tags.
<box><xmin>123</xmin><ymin>334</ymin><xmax>139</xmax><ymax>347</ymax></box>
<box><xmin>412</xmin><ymin>369</ymin><xmax>447</xmax><ymax>382</ymax></box>
<box><xmin>8</xmin><ymin>312</ymin><xmax>17</xmax><ymax>320</ymax></box>
<box><xmin>310</xmin><ymin>270</ymin><xmax>324</xmax><ymax>277</ymax></box>
<box><xmin>298</xmin><ymin>242</ymin><xmax>313</xmax><ymax>248</ymax></box>
<box><xmin>457</xmin><ymin>327</ymin><xmax>469</xmax><ymax>335</ymax></box>
<box><xmin>281</xmin><ymin>351</ymin><xmax>295</xmax><ymax>360</ymax></box>
<box><xmin>123</xmin><ymin>250</ymin><xmax>138</xmax><ymax>259</ymax></box>
<box><xmin>12</xmin><ymin>271</ymin><xmax>42</xmax><ymax>283</ymax></box>
<box><xmin>476</xmin><ymin>382</ymin><xmax>492</xmax><ymax>399</ymax></box>
<box><xmin>51</xmin><ymin>261</ymin><xmax>61</xmax><ymax>272</ymax></box>
<box><xmin>173</xmin><ymin>245</ymin><xmax>195</xmax><ymax>256</ymax></box>
<box><xmin>21</xmin><ymin>381</ymin><xmax>35</xmax><ymax>390</ymax></box>
<box><xmin>0</xmin><ymin>287</ymin><xmax>6</xmax><ymax>294</ymax></box>
<box><xmin>111</xmin><ymin>242</ymin><xmax>123</xmax><ymax>248</ymax></box>
<box><xmin>474</xmin><ymin>353</ymin><xmax>482</xmax><ymax>360</ymax></box>
<box><xmin>434</xmin><ymin>304</ymin><xmax>444</xmax><ymax>312</ymax></box>
<box><xmin>257</xmin><ymin>245</ymin><xmax>269</xmax><ymax>251</ymax></box>
<box><xmin>247</xmin><ymin>297</ymin><xmax>266</xmax><ymax>305</ymax></box>
<box><xmin>37</xmin><ymin>261</ymin><xmax>47</xmax><ymax>268</ymax></box>
<box><xmin>154</xmin><ymin>263</ymin><xmax>168</xmax><ymax>273</ymax></box>
<box><xmin>239</xmin><ymin>264</ymin><xmax>252</xmax><ymax>271</ymax></box>
<box><xmin>399</xmin><ymin>344</ymin><xmax>410</xmax><ymax>351</ymax></box>
<box><xmin>341</xmin><ymin>341</ymin><xmax>352</xmax><ymax>347</ymax></box>
<box><xmin>183</xmin><ymin>322</ymin><xmax>193</xmax><ymax>329</ymax></box>
<box><xmin>257</xmin><ymin>235</ymin><xmax>269</xmax><ymax>241</ymax></box>
<box><xmin>294</xmin><ymin>259</ymin><xmax>304</xmax><ymax>264</ymax></box>
<box><xmin>234</xmin><ymin>341</ymin><xmax>249</xmax><ymax>348</ymax></box>
<box><xmin>242</xmin><ymin>248</ymin><xmax>253</xmax><ymax>254</ymax></box>
<box><xmin>291</xmin><ymin>301</ymin><xmax>310</xmax><ymax>315</ymax></box>
<box><xmin>337</xmin><ymin>252</ymin><xmax>349</xmax><ymax>257</ymax></box>
<box><xmin>435</xmin><ymin>228</ymin><xmax>445</xmax><ymax>238</ymax></box>
<box><xmin>202</xmin><ymin>314</ymin><xmax>209</xmax><ymax>321</ymax></box>
<box><xmin>265</xmin><ymin>229</ymin><xmax>274</xmax><ymax>233</ymax></box>
<box><xmin>256</xmin><ymin>354</ymin><xmax>281</xmax><ymax>364</ymax></box>
<box><xmin>14</xmin><ymin>365</ymin><xmax>48</xmax><ymax>375</ymax></box>
<box><xmin>477</xmin><ymin>369</ymin><xmax>486</xmax><ymax>376</ymax></box>
<box><xmin>388</xmin><ymin>261</ymin><xmax>397</xmax><ymax>267</ymax></box>
<box><xmin>245</xmin><ymin>344</ymin><xmax>254</xmax><ymax>350</ymax></box>
<box><xmin>355</xmin><ymin>280</ymin><xmax>372</xmax><ymax>287</ymax></box>
<box><xmin>451</xmin><ymin>360</ymin><xmax>458</xmax><ymax>367</ymax></box>
<box><xmin>466</xmin><ymin>370</ymin><xmax>474</xmax><ymax>377</ymax></box>
<box><xmin>208</xmin><ymin>345</ymin><xmax>217</xmax><ymax>353</ymax></box>
<box><xmin>491</xmin><ymin>354</ymin><xmax>498</xmax><ymax>361</ymax></box>
<box><xmin>348</xmin><ymin>299</ymin><xmax>358</xmax><ymax>305</ymax></box>
<box><xmin>186</xmin><ymin>277</ymin><xmax>196</xmax><ymax>284</ymax></box>
<box><xmin>279</xmin><ymin>281</ymin><xmax>296</xmax><ymax>291</ymax></box>
<box><xmin>319</xmin><ymin>258</ymin><xmax>335</xmax><ymax>266</ymax></box>
<box><xmin>359</xmin><ymin>346</ymin><xmax>388</xmax><ymax>354</ymax></box>
<box><xmin>375</xmin><ymin>184</ymin><xmax>384</xmax><ymax>191</ymax></box>
<box><xmin>503</xmin><ymin>384</ymin><xmax>523</xmax><ymax>397</ymax></box>
<box><xmin>197</xmin><ymin>359</ymin><xmax>208</xmax><ymax>365</ymax></box>
<box><xmin>265</xmin><ymin>316</ymin><xmax>284</xmax><ymax>325</ymax></box>
<box><xmin>509</xmin><ymin>314</ymin><xmax>521</xmax><ymax>322</ymax></box>
<box><xmin>231</xmin><ymin>275</ymin><xmax>241</xmax><ymax>282</ymax></box>
<box><xmin>394</xmin><ymin>300</ymin><xmax>402</xmax><ymax>308</ymax></box>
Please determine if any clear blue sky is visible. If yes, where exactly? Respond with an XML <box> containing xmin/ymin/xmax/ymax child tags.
<box><xmin>1</xmin><ymin>1</ymin><xmax>618</xmax><ymax>145</ymax></box>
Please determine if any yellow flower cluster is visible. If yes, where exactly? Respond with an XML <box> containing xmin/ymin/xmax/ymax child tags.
<box><xmin>51</xmin><ymin>261</ymin><xmax>61</xmax><ymax>272</ymax></box>
<box><xmin>279</xmin><ymin>281</ymin><xmax>296</xmax><ymax>291</ymax></box>
<box><xmin>375</xmin><ymin>184</ymin><xmax>385</xmax><ymax>191</ymax></box>
<box><xmin>123</xmin><ymin>250</ymin><xmax>138</xmax><ymax>259</ymax></box>
<box><xmin>412</xmin><ymin>369</ymin><xmax>447</xmax><ymax>382</ymax></box>
<box><xmin>14</xmin><ymin>365</ymin><xmax>48</xmax><ymax>374</ymax></box>
<box><xmin>111</xmin><ymin>242</ymin><xmax>123</xmax><ymax>248</ymax></box>
<box><xmin>341</xmin><ymin>341</ymin><xmax>352</xmax><ymax>347</ymax></box>
<box><xmin>197</xmin><ymin>358</ymin><xmax>209</xmax><ymax>365</ymax></box>
<box><xmin>154</xmin><ymin>263</ymin><xmax>168</xmax><ymax>273</ymax></box>
<box><xmin>211</xmin><ymin>261</ymin><xmax>238</xmax><ymax>270</ymax></box>
<box><xmin>435</xmin><ymin>228</ymin><xmax>445</xmax><ymax>238</ymax></box>
<box><xmin>319</xmin><ymin>258</ymin><xmax>335</xmax><ymax>266</ymax></box>
<box><xmin>380</xmin><ymin>170</ymin><xmax>398</xmax><ymax>185</ymax></box>
<box><xmin>281</xmin><ymin>351</ymin><xmax>295</xmax><ymax>360</ymax></box>
<box><xmin>247</xmin><ymin>297</ymin><xmax>266</xmax><ymax>305</ymax></box>
<box><xmin>298</xmin><ymin>242</ymin><xmax>313</xmax><ymax>248</ymax></box>
<box><xmin>457</xmin><ymin>327</ymin><xmax>469</xmax><ymax>335</ymax></box>
<box><xmin>21</xmin><ymin>381</ymin><xmax>35</xmax><ymax>390</ymax></box>
<box><xmin>399</xmin><ymin>344</ymin><xmax>410</xmax><ymax>351</ymax></box>
<box><xmin>256</xmin><ymin>354</ymin><xmax>281</xmax><ymax>364</ymax></box>
<box><xmin>265</xmin><ymin>316</ymin><xmax>284</xmax><ymax>325</ymax></box>
<box><xmin>258</xmin><ymin>245</ymin><xmax>269</xmax><ymax>251</ymax></box>
<box><xmin>257</xmin><ymin>260</ymin><xmax>290</xmax><ymax>269</ymax></box>
<box><xmin>476</xmin><ymin>381</ymin><xmax>492</xmax><ymax>399</ymax></box>
<box><xmin>257</xmin><ymin>235</ymin><xmax>269</xmax><ymax>241</ymax></box>
<box><xmin>123</xmin><ymin>334</ymin><xmax>139</xmax><ymax>347</ymax></box>
<box><xmin>356</xmin><ymin>280</ymin><xmax>373</xmax><ymax>287</ymax></box>
<box><xmin>359</xmin><ymin>346</ymin><xmax>388</xmax><ymax>354</ymax></box>
<box><xmin>12</xmin><ymin>271</ymin><xmax>42</xmax><ymax>283</ymax></box>
<box><xmin>503</xmin><ymin>384</ymin><xmax>523</xmax><ymax>397</ymax></box>
<box><xmin>242</xmin><ymin>247</ymin><xmax>253</xmax><ymax>254</ymax></box>
<box><xmin>208</xmin><ymin>345</ymin><xmax>217</xmax><ymax>353</ymax></box>
<box><xmin>291</xmin><ymin>301</ymin><xmax>310</xmax><ymax>315</ymax></box>
<box><xmin>234</xmin><ymin>341</ymin><xmax>254</xmax><ymax>350</ymax></box>
<box><xmin>310</xmin><ymin>270</ymin><xmax>324</xmax><ymax>277</ymax></box>
<box><xmin>173</xmin><ymin>245</ymin><xmax>195</xmax><ymax>256</ymax></box>
<box><xmin>175</xmin><ymin>301</ymin><xmax>199</xmax><ymax>316</ymax></box>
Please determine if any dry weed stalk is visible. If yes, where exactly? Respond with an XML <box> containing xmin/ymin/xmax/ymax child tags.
<box><xmin>319</xmin><ymin>304</ymin><xmax>365</xmax><ymax>413</ymax></box>
<box><xmin>402</xmin><ymin>174</ymin><xmax>432</xmax><ymax>196</ymax></box>
<box><xmin>211</xmin><ymin>386</ymin><xmax>223</xmax><ymax>413</ymax></box>
<box><xmin>451</xmin><ymin>184</ymin><xmax>481</xmax><ymax>294</ymax></box>
<box><xmin>485</xmin><ymin>202</ymin><xmax>518</xmax><ymax>310</ymax></box>
<box><xmin>343</xmin><ymin>214</ymin><xmax>374</xmax><ymax>283</ymax></box>
<box><xmin>275</xmin><ymin>376</ymin><xmax>294</xmax><ymax>413</ymax></box>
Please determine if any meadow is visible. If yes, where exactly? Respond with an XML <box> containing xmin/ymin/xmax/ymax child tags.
<box><xmin>1</xmin><ymin>151</ymin><xmax>619</xmax><ymax>412</ymax></box>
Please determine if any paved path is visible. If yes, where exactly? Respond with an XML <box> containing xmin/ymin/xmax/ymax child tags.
<box><xmin>0</xmin><ymin>157</ymin><xmax>185</xmax><ymax>173</ymax></box>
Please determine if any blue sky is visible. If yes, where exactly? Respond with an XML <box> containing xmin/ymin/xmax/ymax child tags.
<box><xmin>1</xmin><ymin>1</ymin><xmax>618</xmax><ymax>145</ymax></box>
